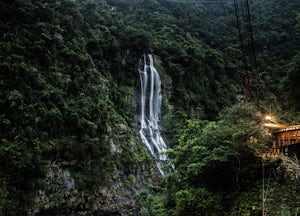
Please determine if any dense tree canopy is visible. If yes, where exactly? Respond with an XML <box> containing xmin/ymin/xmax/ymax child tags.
<box><xmin>0</xmin><ymin>0</ymin><xmax>299</xmax><ymax>215</ymax></box>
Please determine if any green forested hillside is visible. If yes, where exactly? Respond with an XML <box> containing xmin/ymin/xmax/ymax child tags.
<box><xmin>0</xmin><ymin>0</ymin><xmax>299</xmax><ymax>215</ymax></box>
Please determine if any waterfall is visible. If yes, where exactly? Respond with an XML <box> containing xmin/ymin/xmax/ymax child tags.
<box><xmin>138</xmin><ymin>54</ymin><xmax>167</xmax><ymax>176</ymax></box>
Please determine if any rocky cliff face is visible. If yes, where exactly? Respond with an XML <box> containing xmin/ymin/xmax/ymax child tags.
<box><xmin>28</xmin><ymin>123</ymin><xmax>160</xmax><ymax>216</ymax></box>
<box><xmin>28</xmin><ymin>161</ymin><xmax>159</xmax><ymax>216</ymax></box>
<box><xmin>26</xmin><ymin>82</ymin><xmax>162</xmax><ymax>215</ymax></box>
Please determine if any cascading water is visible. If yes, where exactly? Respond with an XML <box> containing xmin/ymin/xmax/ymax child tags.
<box><xmin>138</xmin><ymin>54</ymin><xmax>167</xmax><ymax>176</ymax></box>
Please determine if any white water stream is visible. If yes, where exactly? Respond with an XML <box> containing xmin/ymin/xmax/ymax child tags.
<box><xmin>138</xmin><ymin>54</ymin><xmax>167</xmax><ymax>176</ymax></box>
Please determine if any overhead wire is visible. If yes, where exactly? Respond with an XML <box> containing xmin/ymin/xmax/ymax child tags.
<box><xmin>165</xmin><ymin>0</ymin><xmax>261</xmax><ymax>106</ymax></box>
<box><xmin>234</xmin><ymin>0</ymin><xmax>249</xmax><ymax>70</ymax></box>
<box><xmin>166</xmin><ymin>0</ymin><xmax>257</xmax><ymax>75</ymax></box>
<box><xmin>246</xmin><ymin>0</ymin><xmax>258</xmax><ymax>75</ymax></box>
<box><xmin>233</xmin><ymin>0</ymin><xmax>261</xmax><ymax>106</ymax></box>
<box><xmin>234</xmin><ymin>0</ymin><xmax>258</xmax><ymax>74</ymax></box>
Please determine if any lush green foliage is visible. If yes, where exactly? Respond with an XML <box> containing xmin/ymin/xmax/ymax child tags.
<box><xmin>1</xmin><ymin>0</ymin><xmax>299</xmax><ymax>215</ymax></box>
<box><xmin>169</xmin><ymin>104</ymin><xmax>265</xmax><ymax>214</ymax></box>
<box><xmin>0</xmin><ymin>0</ymin><xmax>150</xmax><ymax>214</ymax></box>
<box><xmin>144</xmin><ymin>104</ymin><xmax>298</xmax><ymax>215</ymax></box>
